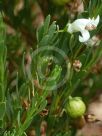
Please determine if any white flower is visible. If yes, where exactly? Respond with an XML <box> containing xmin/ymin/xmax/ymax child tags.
<box><xmin>67</xmin><ymin>15</ymin><xmax>100</xmax><ymax>42</ymax></box>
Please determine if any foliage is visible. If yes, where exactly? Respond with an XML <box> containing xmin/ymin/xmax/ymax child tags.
<box><xmin>0</xmin><ymin>0</ymin><xmax>102</xmax><ymax>135</ymax></box>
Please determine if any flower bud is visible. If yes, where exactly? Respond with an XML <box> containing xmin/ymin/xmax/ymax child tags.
<box><xmin>73</xmin><ymin>60</ymin><xmax>82</xmax><ymax>72</ymax></box>
<box><xmin>66</xmin><ymin>96</ymin><xmax>86</xmax><ymax>118</ymax></box>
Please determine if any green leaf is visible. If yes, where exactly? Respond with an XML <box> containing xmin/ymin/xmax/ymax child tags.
<box><xmin>88</xmin><ymin>0</ymin><xmax>102</xmax><ymax>16</ymax></box>
<box><xmin>39</xmin><ymin>34</ymin><xmax>50</xmax><ymax>46</ymax></box>
<box><xmin>36</xmin><ymin>99</ymin><xmax>47</xmax><ymax>114</ymax></box>
<box><xmin>37</xmin><ymin>25</ymin><xmax>44</xmax><ymax>42</ymax></box>
<box><xmin>0</xmin><ymin>13</ymin><xmax>6</xmax><ymax>102</ymax></box>
<box><xmin>0</xmin><ymin>102</ymin><xmax>6</xmax><ymax>120</ymax></box>
<box><xmin>48</xmin><ymin>21</ymin><xmax>56</xmax><ymax>38</ymax></box>
<box><xmin>37</xmin><ymin>15</ymin><xmax>51</xmax><ymax>43</ymax></box>
<box><xmin>45</xmin><ymin>65</ymin><xmax>62</xmax><ymax>90</ymax></box>
<box><xmin>43</xmin><ymin>15</ymin><xmax>51</xmax><ymax>35</ymax></box>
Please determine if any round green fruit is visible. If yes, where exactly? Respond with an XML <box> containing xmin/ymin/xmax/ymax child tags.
<box><xmin>66</xmin><ymin>96</ymin><xmax>86</xmax><ymax>118</ymax></box>
<box><xmin>52</xmin><ymin>0</ymin><xmax>70</xmax><ymax>6</ymax></box>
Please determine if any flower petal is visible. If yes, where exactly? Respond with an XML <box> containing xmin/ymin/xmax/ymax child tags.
<box><xmin>79</xmin><ymin>30</ymin><xmax>90</xmax><ymax>42</ymax></box>
<box><xmin>67</xmin><ymin>23</ymin><xmax>73</xmax><ymax>33</ymax></box>
<box><xmin>94</xmin><ymin>15</ymin><xmax>100</xmax><ymax>26</ymax></box>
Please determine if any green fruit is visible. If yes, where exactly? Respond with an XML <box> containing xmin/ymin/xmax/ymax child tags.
<box><xmin>52</xmin><ymin>0</ymin><xmax>70</xmax><ymax>6</ymax></box>
<box><xmin>66</xmin><ymin>96</ymin><xmax>86</xmax><ymax>118</ymax></box>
